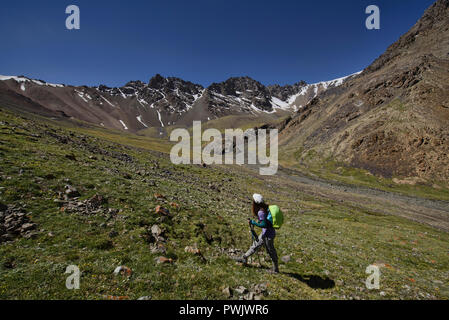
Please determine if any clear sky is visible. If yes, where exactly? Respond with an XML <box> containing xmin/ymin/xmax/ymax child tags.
<box><xmin>0</xmin><ymin>0</ymin><xmax>436</xmax><ymax>87</ymax></box>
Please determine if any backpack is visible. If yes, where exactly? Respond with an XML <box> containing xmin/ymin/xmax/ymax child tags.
<box><xmin>267</xmin><ymin>205</ymin><xmax>284</xmax><ymax>229</ymax></box>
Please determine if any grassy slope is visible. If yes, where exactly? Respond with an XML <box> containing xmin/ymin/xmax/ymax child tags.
<box><xmin>279</xmin><ymin>146</ymin><xmax>449</xmax><ymax>201</ymax></box>
<box><xmin>0</xmin><ymin>107</ymin><xmax>448</xmax><ymax>300</ymax></box>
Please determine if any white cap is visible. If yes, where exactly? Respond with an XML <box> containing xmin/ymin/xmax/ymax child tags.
<box><xmin>253</xmin><ymin>194</ymin><xmax>264</xmax><ymax>204</ymax></box>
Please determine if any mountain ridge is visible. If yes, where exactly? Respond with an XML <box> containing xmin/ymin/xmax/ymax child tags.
<box><xmin>0</xmin><ymin>72</ymin><xmax>358</xmax><ymax>132</ymax></box>
<box><xmin>278</xmin><ymin>0</ymin><xmax>449</xmax><ymax>183</ymax></box>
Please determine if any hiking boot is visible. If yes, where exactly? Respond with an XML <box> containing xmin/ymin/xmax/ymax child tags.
<box><xmin>233</xmin><ymin>256</ymin><xmax>247</xmax><ymax>264</ymax></box>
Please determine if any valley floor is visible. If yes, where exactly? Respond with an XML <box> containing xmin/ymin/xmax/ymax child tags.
<box><xmin>0</xmin><ymin>107</ymin><xmax>448</xmax><ymax>300</ymax></box>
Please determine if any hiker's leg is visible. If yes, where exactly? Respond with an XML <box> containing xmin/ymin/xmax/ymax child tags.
<box><xmin>264</xmin><ymin>237</ymin><xmax>279</xmax><ymax>272</ymax></box>
<box><xmin>243</xmin><ymin>234</ymin><xmax>264</xmax><ymax>259</ymax></box>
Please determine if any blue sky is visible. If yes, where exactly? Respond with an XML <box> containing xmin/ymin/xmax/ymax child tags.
<box><xmin>0</xmin><ymin>0</ymin><xmax>435</xmax><ymax>87</ymax></box>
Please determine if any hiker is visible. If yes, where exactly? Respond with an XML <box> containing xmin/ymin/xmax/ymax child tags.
<box><xmin>234</xmin><ymin>194</ymin><xmax>279</xmax><ymax>274</ymax></box>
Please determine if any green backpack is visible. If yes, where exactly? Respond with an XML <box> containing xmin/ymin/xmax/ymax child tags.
<box><xmin>267</xmin><ymin>205</ymin><xmax>284</xmax><ymax>229</ymax></box>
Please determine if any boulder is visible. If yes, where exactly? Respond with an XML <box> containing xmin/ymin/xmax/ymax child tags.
<box><xmin>155</xmin><ymin>256</ymin><xmax>173</xmax><ymax>264</ymax></box>
<box><xmin>222</xmin><ymin>287</ymin><xmax>232</xmax><ymax>298</ymax></box>
<box><xmin>113</xmin><ymin>266</ymin><xmax>132</xmax><ymax>276</ymax></box>
<box><xmin>155</xmin><ymin>206</ymin><xmax>170</xmax><ymax>216</ymax></box>
<box><xmin>234</xmin><ymin>286</ymin><xmax>247</xmax><ymax>295</ymax></box>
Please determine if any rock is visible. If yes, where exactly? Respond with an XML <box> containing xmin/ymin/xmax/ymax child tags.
<box><xmin>154</xmin><ymin>193</ymin><xmax>166</xmax><ymax>201</ymax></box>
<box><xmin>243</xmin><ymin>292</ymin><xmax>255</xmax><ymax>300</ymax></box>
<box><xmin>150</xmin><ymin>243</ymin><xmax>166</xmax><ymax>254</ymax></box>
<box><xmin>137</xmin><ymin>296</ymin><xmax>151</xmax><ymax>300</ymax></box>
<box><xmin>222</xmin><ymin>287</ymin><xmax>232</xmax><ymax>298</ymax></box>
<box><xmin>64</xmin><ymin>185</ymin><xmax>80</xmax><ymax>198</ymax></box>
<box><xmin>281</xmin><ymin>255</ymin><xmax>291</xmax><ymax>263</ymax></box>
<box><xmin>21</xmin><ymin>223</ymin><xmax>37</xmax><ymax>232</ymax></box>
<box><xmin>109</xmin><ymin>230</ymin><xmax>119</xmax><ymax>238</ymax></box>
<box><xmin>155</xmin><ymin>206</ymin><xmax>170</xmax><ymax>216</ymax></box>
<box><xmin>234</xmin><ymin>286</ymin><xmax>247</xmax><ymax>295</ymax></box>
<box><xmin>86</xmin><ymin>194</ymin><xmax>107</xmax><ymax>209</ymax></box>
<box><xmin>170</xmin><ymin>202</ymin><xmax>180</xmax><ymax>209</ymax></box>
<box><xmin>184</xmin><ymin>246</ymin><xmax>201</xmax><ymax>255</ymax></box>
<box><xmin>155</xmin><ymin>256</ymin><xmax>173</xmax><ymax>264</ymax></box>
<box><xmin>380</xmin><ymin>291</ymin><xmax>386</xmax><ymax>297</ymax></box>
<box><xmin>252</xmin><ymin>283</ymin><xmax>268</xmax><ymax>295</ymax></box>
<box><xmin>151</xmin><ymin>225</ymin><xmax>163</xmax><ymax>237</ymax></box>
<box><xmin>113</xmin><ymin>266</ymin><xmax>132</xmax><ymax>276</ymax></box>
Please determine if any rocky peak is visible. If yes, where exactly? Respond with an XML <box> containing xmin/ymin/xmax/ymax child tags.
<box><xmin>268</xmin><ymin>81</ymin><xmax>308</xmax><ymax>101</ymax></box>
<box><xmin>148</xmin><ymin>74</ymin><xmax>166</xmax><ymax>89</ymax></box>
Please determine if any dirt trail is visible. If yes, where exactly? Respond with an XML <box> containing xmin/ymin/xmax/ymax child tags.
<box><xmin>245</xmin><ymin>165</ymin><xmax>449</xmax><ymax>232</ymax></box>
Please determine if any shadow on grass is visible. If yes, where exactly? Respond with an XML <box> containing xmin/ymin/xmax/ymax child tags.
<box><xmin>283</xmin><ymin>272</ymin><xmax>335</xmax><ymax>289</ymax></box>
<box><xmin>238</xmin><ymin>263</ymin><xmax>335</xmax><ymax>290</ymax></box>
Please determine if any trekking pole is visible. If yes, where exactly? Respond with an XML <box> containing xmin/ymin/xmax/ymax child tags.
<box><xmin>249</xmin><ymin>223</ymin><xmax>263</xmax><ymax>268</ymax></box>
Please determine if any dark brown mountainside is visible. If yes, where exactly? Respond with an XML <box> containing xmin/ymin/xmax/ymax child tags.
<box><xmin>279</xmin><ymin>0</ymin><xmax>449</xmax><ymax>183</ymax></box>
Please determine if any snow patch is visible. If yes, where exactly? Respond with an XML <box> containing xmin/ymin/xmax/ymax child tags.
<box><xmin>156</xmin><ymin>111</ymin><xmax>164</xmax><ymax>127</ymax></box>
<box><xmin>118</xmin><ymin>89</ymin><xmax>127</xmax><ymax>99</ymax></box>
<box><xmin>136</xmin><ymin>115</ymin><xmax>148</xmax><ymax>128</ymax></box>
<box><xmin>0</xmin><ymin>75</ymin><xmax>64</xmax><ymax>88</ymax></box>
<box><xmin>100</xmin><ymin>95</ymin><xmax>115</xmax><ymax>107</ymax></box>
<box><xmin>119</xmin><ymin>120</ymin><xmax>128</xmax><ymax>130</ymax></box>
<box><xmin>271</xmin><ymin>97</ymin><xmax>289</xmax><ymax>110</ymax></box>
<box><xmin>75</xmin><ymin>90</ymin><xmax>89</xmax><ymax>103</ymax></box>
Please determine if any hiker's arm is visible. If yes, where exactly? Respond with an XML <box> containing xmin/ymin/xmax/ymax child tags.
<box><xmin>250</xmin><ymin>219</ymin><xmax>268</xmax><ymax>228</ymax></box>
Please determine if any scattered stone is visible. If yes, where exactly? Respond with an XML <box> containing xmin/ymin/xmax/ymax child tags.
<box><xmin>222</xmin><ymin>286</ymin><xmax>232</xmax><ymax>298</ymax></box>
<box><xmin>64</xmin><ymin>185</ymin><xmax>80</xmax><ymax>198</ymax></box>
<box><xmin>155</xmin><ymin>205</ymin><xmax>170</xmax><ymax>216</ymax></box>
<box><xmin>281</xmin><ymin>255</ymin><xmax>291</xmax><ymax>263</ymax></box>
<box><xmin>137</xmin><ymin>296</ymin><xmax>152</xmax><ymax>300</ymax></box>
<box><xmin>21</xmin><ymin>223</ymin><xmax>37</xmax><ymax>233</ymax></box>
<box><xmin>154</xmin><ymin>193</ymin><xmax>166</xmax><ymax>201</ymax></box>
<box><xmin>234</xmin><ymin>286</ymin><xmax>247</xmax><ymax>295</ymax></box>
<box><xmin>184</xmin><ymin>246</ymin><xmax>201</xmax><ymax>255</ymax></box>
<box><xmin>252</xmin><ymin>283</ymin><xmax>268</xmax><ymax>295</ymax></box>
<box><xmin>0</xmin><ymin>205</ymin><xmax>38</xmax><ymax>243</ymax></box>
<box><xmin>155</xmin><ymin>256</ymin><xmax>173</xmax><ymax>264</ymax></box>
<box><xmin>109</xmin><ymin>230</ymin><xmax>119</xmax><ymax>238</ymax></box>
<box><xmin>113</xmin><ymin>266</ymin><xmax>132</xmax><ymax>276</ymax></box>
<box><xmin>150</xmin><ymin>243</ymin><xmax>166</xmax><ymax>254</ymax></box>
<box><xmin>151</xmin><ymin>225</ymin><xmax>163</xmax><ymax>237</ymax></box>
<box><xmin>170</xmin><ymin>202</ymin><xmax>180</xmax><ymax>209</ymax></box>
<box><xmin>243</xmin><ymin>292</ymin><xmax>255</xmax><ymax>300</ymax></box>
